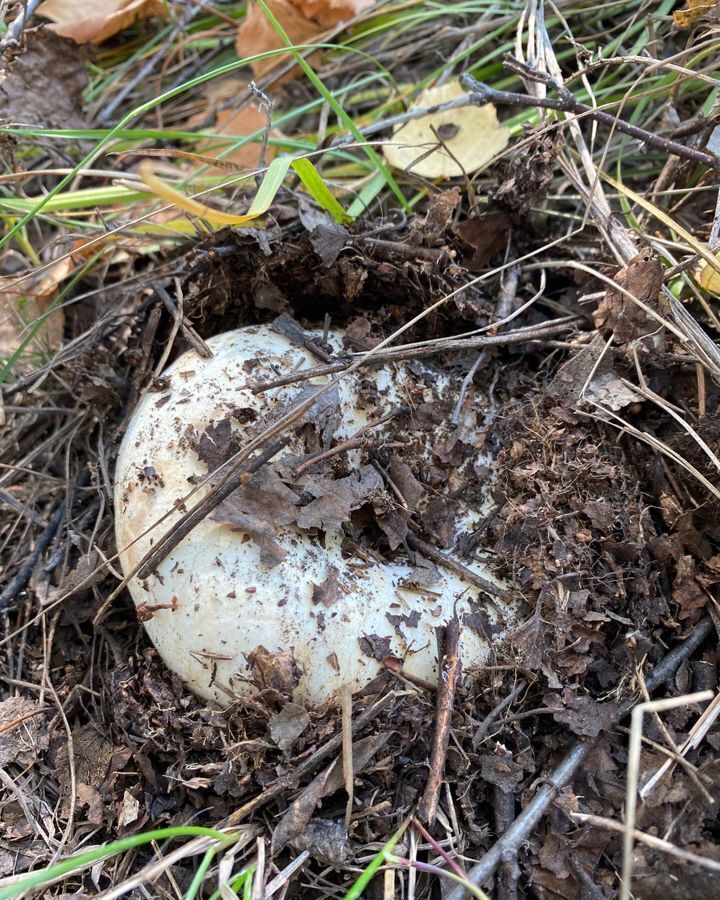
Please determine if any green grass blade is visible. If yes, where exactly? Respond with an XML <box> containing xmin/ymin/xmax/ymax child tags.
<box><xmin>0</xmin><ymin>826</ymin><xmax>234</xmax><ymax>900</ymax></box>
<box><xmin>291</xmin><ymin>158</ymin><xmax>350</xmax><ymax>223</ymax></box>
<box><xmin>344</xmin><ymin>818</ymin><xmax>410</xmax><ymax>900</ymax></box>
<box><xmin>255</xmin><ymin>0</ymin><xmax>409</xmax><ymax>213</ymax></box>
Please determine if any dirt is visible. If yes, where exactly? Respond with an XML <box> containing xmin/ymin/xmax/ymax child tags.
<box><xmin>2</xmin><ymin>11</ymin><xmax>720</xmax><ymax>900</ymax></box>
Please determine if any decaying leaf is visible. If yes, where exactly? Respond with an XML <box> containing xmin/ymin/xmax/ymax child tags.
<box><xmin>235</xmin><ymin>0</ymin><xmax>376</xmax><ymax>78</ymax></box>
<box><xmin>189</xmin><ymin>78</ymin><xmax>282</xmax><ymax>170</ymax></box>
<box><xmin>672</xmin><ymin>0</ymin><xmax>719</xmax><ymax>27</ymax></box>
<box><xmin>697</xmin><ymin>249</ymin><xmax>720</xmax><ymax>295</ymax></box>
<box><xmin>384</xmin><ymin>79</ymin><xmax>510</xmax><ymax>180</ymax></box>
<box><xmin>0</xmin><ymin>29</ymin><xmax>88</xmax><ymax>131</ymax></box>
<box><xmin>292</xmin><ymin>0</ymin><xmax>375</xmax><ymax>27</ymax></box>
<box><xmin>268</xmin><ymin>702</ymin><xmax>311</xmax><ymax>751</ymax></box>
<box><xmin>296</xmin><ymin>465</ymin><xmax>382</xmax><ymax>531</ymax></box>
<box><xmin>236</xmin><ymin>0</ymin><xmax>323</xmax><ymax>78</ymax></box>
<box><xmin>271</xmin><ymin>731</ymin><xmax>389</xmax><ymax>853</ymax></box>
<box><xmin>37</xmin><ymin>0</ymin><xmax>167</xmax><ymax>44</ymax></box>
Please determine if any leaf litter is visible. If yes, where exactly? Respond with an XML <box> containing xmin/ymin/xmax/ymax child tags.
<box><xmin>2</xmin><ymin>2</ymin><xmax>720</xmax><ymax>898</ymax></box>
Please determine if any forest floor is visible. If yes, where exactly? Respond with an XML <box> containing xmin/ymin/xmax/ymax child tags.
<box><xmin>1</xmin><ymin>1</ymin><xmax>720</xmax><ymax>898</ymax></box>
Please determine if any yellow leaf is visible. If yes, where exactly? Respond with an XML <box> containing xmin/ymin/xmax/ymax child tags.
<box><xmin>697</xmin><ymin>250</ymin><xmax>720</xmax><ymax>295</ymax></box>
<box><xmin>37</xmin><ymin>0</ymin><xmax>167</xmax><ymax>45</ymax></box>
<box><xmin>672</xmin><ymin>0</ymin><xmax>718</xmax><ymax>28</ymax></box>
<box><xmin>383</xmin><ymin>80</ymin><xmax>510</xmax><ymax>180</ymax></box>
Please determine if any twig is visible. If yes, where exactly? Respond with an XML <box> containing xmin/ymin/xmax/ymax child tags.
<box><xmin>0</xmin><ymin>0</ymin><xmax>44</xmax><ymax>55</ymax></box>
<box><xmin>0</xmin><ymin>469</ymin><xmax>90</xmax><ymax>613</ymax></box>
<box><xmin>136</xmin><ymin>437</ymin><xmax>288</xmax><ymax>580</ymax></box>
<box><xmin>444</xmin><ymin>617</ymin><xmax>715</xmax><ymax>899</ymax></box>
<box><xmin>249</xmin><ymin>318</ymin><xmax>580</xmax><ymax>393</ymax></box>
<box><xmin>451</xmin><ymin>264</ymin><xmax>521</xmax><ymax>425</ymax></box>
<box><xmin>473</xmin><ymin>681</ymin><xmax>527</xmax><ymax>747</ymax></box>
<box><xmin>460</xmin><ymin>72</ymin><xmax>720</xmax><ymax>172</ymax></box>
<box><xmin>155</xmin><ymin>284</ymin><xmax>213</xmax><ymax>359</ymax></box>
<box><xmin>293</xmin><ymin>409</ymin><xmax>398</xmax><ymax>477</ymax></box>
<box><xmin>573</xmin><ymin>812</ymin><xmax>720</xmax><ymax>874</ymax></box>
<box><xmin>406</xmin><ymin>532</ymin><xmax>510</xmax><ymax>603</ymax></box>
<box><xmin>417</xmin><ymin>620</ymin><xmax>461</xmax><ymax>823</ymax></box>
<box><xmin>224</xmin><ymin>691</ymin><xmax>400</xmax><ymax>826</ymax></box>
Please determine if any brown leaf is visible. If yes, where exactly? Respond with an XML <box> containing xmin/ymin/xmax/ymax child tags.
<box><xmin>673</xmin><ymin>554</ymin><xmax>708</xmax><ymax>620</ymax></box>
<box><xmin>38</xmin><ymin>0</ymin><xmax>167</xmax><ymax>44</ymax></box>
<box><xmin>312</xmin><ymin>564</ymin><xmax>344</xmax><ymax>607</ymax></box>
<box><xmin>271</xmin><ymin>731</ymin><xmax>389</xmax><ymax>853</ymax></box>
<box><xmin>212</xmin><ymin>467</ymin><xmax>299</xmax><ymax>567</ymax></box>
<box><xmin>246</xmin><ymin>645</ymin><xmax>300</xmax><ymax>698</ymax></box>
<box><xmin>292</xmin><ymin>0</ymin><xmax>376</xmax><ymax>27</ymax></box>
<box><xmin>592</xmin><ymin>249</ymin><xmax>666</xmax><ymax>344</ymax></box>
<box><xmin>387</xmin><ymin>457</ymin><xmax>424</xmax><ymax>510</ymax></box>
<box><xmin>296</xmin><ymin>465</ymin><xmax>381</xmax><ymax>531</ymax></box>
<box><xmin>454</xmin><ymin>212</ymin><xmax>510</xmax><ymax>271</ymax></box>
<box><xmin>189</xmin><ymin>78</ymin><xmax>281</xmax><ymax>170</ymax></box>
<box><xmin>0</xmin><ymin>29</ymin><xmax>88</xmax><ymax>130</ymax></box>
<box><xmin>543</xmin><ymin>689</ymin><xmax>619</xmax><ymax>738</ymax></box>
<box><xmin>0</xmin><ymin>698</ymin><xmax>45</xmax><ymax>767</ymax></box>
<box><xmin>235</xmin><ymin>0</ymin><xmax>322</xmax><ymax>78</ymax></box>
<box><xmin>268</xmin><ymin>702</ymin><xmax>311</xmax><ymax>751</ymax></box>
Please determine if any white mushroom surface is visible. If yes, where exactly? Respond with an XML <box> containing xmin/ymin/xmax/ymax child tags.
<box><xmin>114</xmin><ymin>325</ymin><xmax>516</xmax><ymax>705</ymax></box>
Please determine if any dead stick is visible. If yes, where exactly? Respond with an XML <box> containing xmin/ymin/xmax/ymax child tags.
<box><xmin>444</xmin><ymin>616</ymin><xmax>714</xmax><ymax>899</ymax></box>
<box><xmin>136</xmin><ymin>437</ymin><xmax>289</xmax><ymax>580</ymax></box>
<box><xmin>418</xmin><ymin>620</ymin><xmax>461</xmax><ymax>823</ymax></box>
<box><xmin>406</xmin><ymin>532</ymin><xmax>510</xmax><ymax>604</ymax></box>
<box><xmin>460</xmin><ymin>72</ymin><xmax>720</xmax><ymax>172</ymax></box>
<box><xmin>155</xmin><ymin>285</ymin><xmax>213</xmax><ymax>359</ymax></box>
<box><xmin>249</xmin><ymin>319</ymin><xmax>580</xmax><ymax>393</ymax></box>
<box><xmin>223</xmin><ymin>690</ymin><xmax>400</xmax><ymax>826</ymax></box>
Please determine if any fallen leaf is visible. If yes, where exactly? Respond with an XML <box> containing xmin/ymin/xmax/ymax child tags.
<box><xmin>672</xmin><ymin>0</ymin><xmax>719</xmax><ymax>27</ymax></box>
<box><xmin>271</xmin><ymin>731</ymin><xmax>389</xmax><ymax>853</ymax></box>
<box><xmin>454</xmin><ymin>212</ymin><xmax>511</xmax><ymax>270</ymax></box>
<box><xmin>292</xmin><ymin>0</ymin><xmax>375</xmax><ymax>27</ymax></box>
<box><xmin>269</xmin><ymin>702</ymin><xmax>311</xmax><ymax>750</ymax></box>
<box><xmin>37</xmin><ymin>0</ymin><xmax>168</xmax><ymax>44</ymax></box>
<box><xmin>290</xmin><ymin>819</ymin><xmax>351</xmax><ymax>865</ymax></box>
<box><xmin>0</xmin><ymin>698</ymin><xmax>45</xmax><ymax>767</ymax></box>
<box><xmin>235</xmin><ymin>0</ymin><xmax>376</xmax><ymax>78</ymax></box>
<box><xmin>189</xmin><ymin>78</ymin><xmax>282</xmax><ymax>170</ymax></box>
<box><xmin>296</xmin><ymin>465</ymin><xmax>382</xmax><ymax>531</ymax></box>
<box><xmin>212</xmin><ymin>467</ymin><xmax>299</xmax><ymax>567</ymax></box>
<box><xmin>697</xmin><ymin>249</ymin><xmax>720</xmax><ymax>295</ymax></box>
<box><xmin>236</xmin><ymin>0</ymin><xmax>322</xmax><ymax>78</ymax></box>
<box><xmin>384</xmin><ymin>79</ymin><xmax>510</xmax><ymax>180</ymax></box>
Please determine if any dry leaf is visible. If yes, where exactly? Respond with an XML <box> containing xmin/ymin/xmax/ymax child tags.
<box><xmin>235</xmin><ymin>0</ymin><xmax>376</xmax><ymax>78</ymax></box>
<box><xmin>673</xmin><ymin>0</ymin><xmax>719</xmax><ymax>27</ymax></box>
<box><xmin>189</xmin><ymin>78</ymin><xmax>281</xmax><ymax>170</ymax></box>
<box><xmin>697</xmin><ymin>249</ymin><xmax>720</xmax><ymax>295</ymax></box>
<box><xmin>37</xmin><ymin>0</ymin><xmax>167</xmax><ymax>44</ymax></box>
<box><xmin>1</xmin><ymin>257</ymin><xmax>73</xmax><ymax>368</ymax></box>
<box><xmin>292</xmin><ymin>0</ymin><xmax>375</xmax><ymax>27</ymax></box>
<box><xmin>236</xmin><ymin>0</ymin><xmax>322</xmax><ymax>78</ymax></box>
<box><xmin>0</xmin><ymin>29</ymin><xmax>88</xmax><ymax>130</ymax></box>
<box><xmin>384</xmin><ymin>79</ymin><xmax>510</xmax><ymax>180</ymax></box>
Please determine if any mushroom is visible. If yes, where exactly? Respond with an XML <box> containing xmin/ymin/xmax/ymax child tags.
<box><xmin>114</xmin><ymin>324</ymin><xmax>516</xmax><ymax>705</ymax></box>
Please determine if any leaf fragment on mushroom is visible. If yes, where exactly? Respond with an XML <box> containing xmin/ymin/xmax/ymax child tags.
<box><xmin>383</xmin><ymin>79</ymin><xmax>510</xmax><ymax>179</ymax></box>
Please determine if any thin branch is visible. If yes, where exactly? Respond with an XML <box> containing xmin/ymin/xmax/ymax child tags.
<box><xmin>444</xmin><ymin>617</ymin><xmax>715</xmax><ymax>899</ymax></box>
<box><xmin>417</xmin><ymin>620</ymin><xmax>461</xmax><ymax>823</ymax></box>
<box><xmin>460</xmin><ymin>72</ymin><xmax>720</xmax><ymax>172</ymax></box>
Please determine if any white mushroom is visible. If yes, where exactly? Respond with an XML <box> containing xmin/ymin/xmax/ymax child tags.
<box><xmin>114</xmin><ymin>324</ymin><xmax>516</xmax><ymax>705</ymax></box>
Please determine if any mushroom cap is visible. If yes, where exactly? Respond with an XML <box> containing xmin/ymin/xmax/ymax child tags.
<box><xmin>114</xmin><ymin>325</ymin><xmax>515</xmax><ymax>705</ymax></box>
<box><xmin>384</xmin><ymin>80</ymin><xmax>510</xmax><ymax>179</ymax></box>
